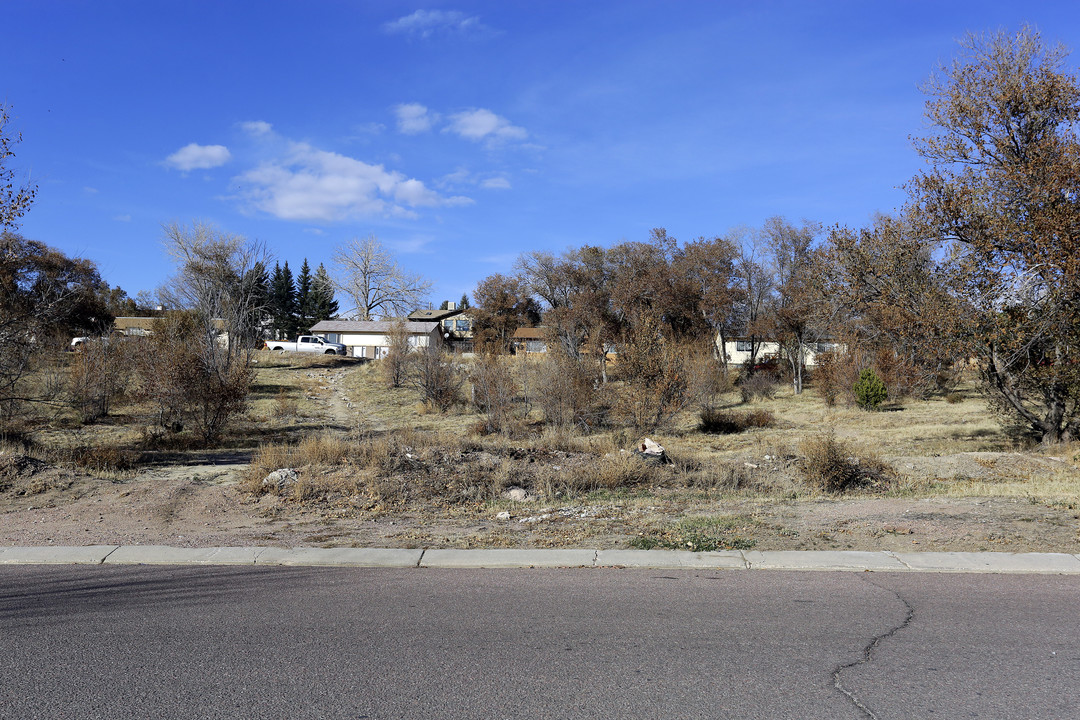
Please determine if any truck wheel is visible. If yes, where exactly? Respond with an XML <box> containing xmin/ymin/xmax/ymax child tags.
<box><xmin>325</xmin><ymin>349</ymin><xmax>337</xmax><ymax>355</ymax></box>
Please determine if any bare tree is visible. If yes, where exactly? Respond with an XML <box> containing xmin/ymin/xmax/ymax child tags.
<box><xmin>149</xmin><ymin>222</ymin><xmax>269</xmax><ymax>442</ymax></box>
<box><xmin>159</xmin><ymin>221</ymin><xmax>270</xmax><ymax>354</ymax></box>
<box><xmin>733</xmin><ymin>229</ymin><xmax>774</xmax><ymax>371</ymax></box>
<box><xmin>763</xmin><ymin>217</ymin><xmax>822</xmax><ymax>394</ymax></box>
<box><xmin>333</xmin><ymin>235</ymin><xmax>431</xmax><ymax>320</ymax></box>
<box><xmin>673</xmin><ymin>234</ymin><xmax>741</xmax><ymax>371</ymax></box>
<box><xmin>0</xmin><ymin>105</ymin><xmax>36</xmax><ymax>231</ymax></box>
<box><xmin>381</xmin><ymin>318</ymin><xmax>411</xmax><ymax>388</ymax></box>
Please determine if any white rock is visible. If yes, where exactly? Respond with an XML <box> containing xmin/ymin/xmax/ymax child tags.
<box><xmin>501</xmin><ymin>486</ymin><xmax>530</xmax><ymax>502</ymax></box>
<box><xmin>496</xmin><ymin>511</ymin><xmax>511</xmax><ymax>520</ymax></box>
<box><xmin>638</xmin><ymin>438</ymin><xmax>666</xmax><ymax>456</ymax></box>
<box><xmin>262</xmin><ymin>468</ymin><xmax>299</xmax><ymax>491</ymax></box>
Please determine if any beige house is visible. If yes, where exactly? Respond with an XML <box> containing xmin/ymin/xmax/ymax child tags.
<box><xmin>112</xmin><ymin>317</ymin><xmax>157</xmax><ymax>336</ymax></box>
<box><xmin>309</xmin><ymin>320</ymin><xmax>442</xmax><ymax>359</ymax></box>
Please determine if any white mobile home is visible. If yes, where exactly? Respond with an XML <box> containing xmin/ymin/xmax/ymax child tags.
<box><xmin>722</xmin><ymin>338</ymin><xmax>840</xmax><ymax>368</ymax></box>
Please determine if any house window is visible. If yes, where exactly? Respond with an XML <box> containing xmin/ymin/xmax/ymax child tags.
<box><xmin>443</xmin><ymin>319</ymin><xmax>453</xmax><ymax>330</ymax></box>
<box><xmin>815</xmin><ymin>342</ymin><xmax>834</xmax><ymax>354</ymax></box>
<box><xmin>736</xmin><ymin>340</ymin><xmax>752</xmax><ymax>352</ymax></box>
<box><xmin>455</xmin><ymin>318</ymin><xmax>471</xmax><ymax>332</ymax></box>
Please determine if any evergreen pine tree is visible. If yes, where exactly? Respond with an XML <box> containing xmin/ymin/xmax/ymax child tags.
<box><xmin>312</xmin><ymin>263</ymin><xmax>339</xmax><ymax>321</ymax></box>
<box><xmin>241</xmin><ymin>261</ymin><xmax>271</xmax><ymax>344</ymax></box>
<box><xmin>296</xmin><ymin>258</ymin><xmax>314</xmax><ymax>330</ymax></box>
<box><xmin>459</xmin><ymin>293</ymin><xmax>470</xmax><ymax>310</ymax></box>
<box><xmin>269</xmin><ymin>261</ymin><xmax>298</xmax><ymax>339</ymax></box>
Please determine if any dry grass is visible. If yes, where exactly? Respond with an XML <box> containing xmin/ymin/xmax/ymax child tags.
<box><xmin>797</xmin><ymin>433</ymin><xmax>894</xmax><ymax>493</ymax></box>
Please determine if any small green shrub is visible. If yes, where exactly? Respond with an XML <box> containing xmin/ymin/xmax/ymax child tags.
<box><xmin>853</xmin><ymin>368</ymin><xmax>888</xmax><ymax>410</ymax></box>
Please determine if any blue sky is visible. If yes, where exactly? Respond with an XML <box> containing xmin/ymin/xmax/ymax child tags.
<box><xmin>5</xmin><ymin>1</ymin><xmax>1080</xmax><ymax>309</ymax></box>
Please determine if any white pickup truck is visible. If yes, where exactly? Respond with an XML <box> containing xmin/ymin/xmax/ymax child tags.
<box><xmin>265</xmin><ymin>335</ymin><xmax>347</xmax><ymax>355</ymax></box>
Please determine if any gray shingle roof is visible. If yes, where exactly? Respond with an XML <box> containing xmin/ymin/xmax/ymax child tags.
<box><xmin>309</xmin><ymin>320</ymin><xmax>439</xmax><ymax>334</ymax></box>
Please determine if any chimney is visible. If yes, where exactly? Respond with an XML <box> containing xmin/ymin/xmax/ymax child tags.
<box><xmin>446</xmin><ymin>301</ymin><xmax>457</xmax><ymax>311</ymax></box>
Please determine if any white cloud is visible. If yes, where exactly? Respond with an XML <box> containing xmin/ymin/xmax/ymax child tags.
<box><xmin>394</xmin><ymin>103</ymin><xmax>437</xmax><ymax>134</ymax></box>
<box><xmin>480</xmin><ymin>176</ymin><xmax>512</xmax><ymax>190</ymax></box>
<box><xmin>234</xmin><ymin>141</ymin><xmax>470</xmax><ymax>222</ymax></box>
<box><xmin>438</xmin><ymin>167</ymin><xmax>472</xmax><ymax>188</ymax></box>
<box><xmin>382</xmin><ymin>9</ymin><xmax>492</xmax><ymax>39</ymax></box>
<box><xmin>165</xmin><ymin>143</ymin><xmax>232</xmax><ymax>171</ymax></box>
<box><xmin>239</xmin><ymin>120</ymin><xmax>273</xmax><ymax>137</ymax></box>
<box><xmin>446</xmin><ymin>109</ymin><xmax>527</xmax><ymax>142</ymax></box>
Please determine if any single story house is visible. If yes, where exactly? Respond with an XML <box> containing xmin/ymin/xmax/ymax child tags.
<box><xmin>309</xmin><ymin>320</ymin><xmax>442</xmax><ymax>359</ymax></box>
<box><xmin>512</xmin><ymin>327</ymin><xmax>548</xmax><ymax>354</ymax></box>
<box><xmin>111</xmin><ymin>316</ymin><xmax>229</xmax><ymax>345</ymax></box>
<box><xmin>722</xmin><ymin>338</ymin><xmax>840</xmax><ymax>368</ymax></box>
<box><xmin>112</xmin><ymin>316</ymin><xmax>157</xmax><ymax>336</ymax></box>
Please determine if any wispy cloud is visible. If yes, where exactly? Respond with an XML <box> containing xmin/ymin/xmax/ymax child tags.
<box><xmin>382</xmin><ymin>9</ymin><xmax>494</xmax><ymax>39</ymax></box>
<box><xmin>394</xmin><ymin>103</ymin><xmax>438</xmax><ymax>134</ymax></box>
<box><xmin>165</xmin><ymin>143</ymin><xmax>232</xmax><ymax>171</ymax></box>
<box><xmin>446</xmin><ymin>108</ymin><xmax>527</xmax><ymax>143</ymax></box>
<box><xmin>239</xmin><ymin>120</ymin><xmax>273</xmax><ymax>137</ymax></box>
<box><xmin>437</xmin><ymin>168</ymin><xmax>513</xmax><ymax>191</ymax></box>
<box><xmin>234</xmin><ymin>141</ymin><xmax>471</xmax><ymax>222</ymax></box>
<box><xmin>480</xmin><ymin>176</ymin><xmax>512</xmax><ymax>190</ymax></box>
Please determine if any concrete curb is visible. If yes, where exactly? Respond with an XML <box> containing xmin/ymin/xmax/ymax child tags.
<box><xmin>2</xmin><ymin>546</ymin><xmax>1080</xmax><ymax>573</ymax></box>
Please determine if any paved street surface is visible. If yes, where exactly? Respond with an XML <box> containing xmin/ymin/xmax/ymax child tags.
<box><xmin>1</xmin><ymin>567</ymin><xmax>1077</xmax><ymax>719</ymax></box>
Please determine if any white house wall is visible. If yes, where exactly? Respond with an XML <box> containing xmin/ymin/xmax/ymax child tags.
<box><xmin>330</xmin><ymin>331</ymin><xmax>439</xmax><ymax>358</ymax></box>
<box><xmin>721</xmin><ymin>340</ymin><xmax>839</xmax><ymax>368</ymax></box>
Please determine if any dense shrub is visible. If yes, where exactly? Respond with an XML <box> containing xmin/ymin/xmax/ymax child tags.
<box><xmin>798</xmin><ymin>434</ymin><xmax>892</xmax><ymax>492</ymax></box>
<box><xmin>535</xmin><ymin>349</ymin><xmax>608</xmax><ymax>431</ymax></box>
<box><xmin>68</xmin><ymin>338</ymin><xmax>137</xmax><ymax>421</ymax></box>
<box><xmin>410</xmin><ymin>344</ymin><xmax>462</xmax><ymax>412</ymax></box>
<box><xmin>614</xmin><ymin>317</ymin><xmax>711</xmax><ymax>431</ymax></box>
<box><xmin>469</xmin><ymin>353</ymin><xmax>518</xmax><ymax>434</ymax></box>
<box><xmin>132</xmin><ymin>312</ymin><xmax>253</xmax><ymax>443</ymax></box>
<box><xmin>699</xmin><ymin>408</ymin><xmax>776</xmax><ymax>434</ymax></box>
<box><xmin>739</xmin><ymin>372</ymin><xmax>778</xmax><ymax>403</ymax></box>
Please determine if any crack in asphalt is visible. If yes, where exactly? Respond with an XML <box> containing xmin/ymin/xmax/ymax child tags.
<box><xmin>833</xmin><ymin>577</ymin><xmax>916</xmax><ymax>719</ymax></box>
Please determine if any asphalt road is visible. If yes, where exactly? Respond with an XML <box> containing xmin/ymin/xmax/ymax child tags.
<box><xmin>1</xmin><ymin>567</ymin><xmax>1077</xmax><ymax>719</ymax></box>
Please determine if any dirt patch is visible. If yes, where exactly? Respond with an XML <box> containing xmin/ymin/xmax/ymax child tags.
<box><xmin>1</xmin><ymin>450</ymin><xmax>1077</xmax><ymax>552</ymax></box>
